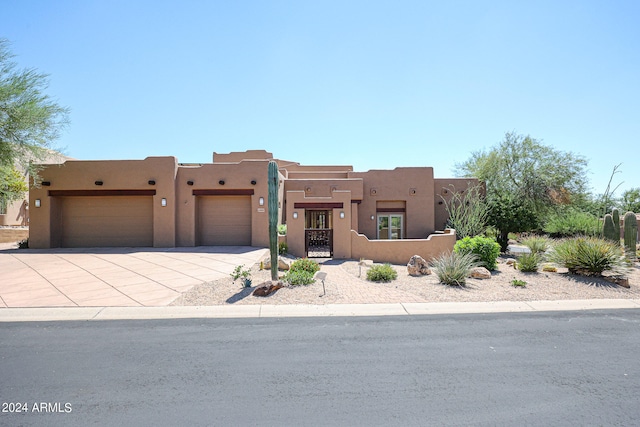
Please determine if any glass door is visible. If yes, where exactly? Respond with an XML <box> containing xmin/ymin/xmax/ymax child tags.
<box><xmin>377</xmin><ymin>214</ymin><xmax>403</xmax><ymax>239</ymax></box>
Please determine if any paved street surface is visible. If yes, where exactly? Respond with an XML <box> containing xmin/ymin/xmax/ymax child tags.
<box><xmin>1</xmin><ymin>310</ymin><xmax>639</xmax><ymax>426</ymax></box>
<box><xmin>0</xmin><ymin>246</ymin><xmax>267</xmax><ymax>307</ymax></box>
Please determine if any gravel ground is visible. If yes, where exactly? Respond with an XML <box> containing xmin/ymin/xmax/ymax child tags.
<box><xmin>170</xmin><ymin>255</ymin><xmax>640</xmax><ymax>306</ymax></box>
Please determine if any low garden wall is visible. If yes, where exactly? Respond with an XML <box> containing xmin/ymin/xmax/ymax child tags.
<box><xmin>0</xmin><ymin>227</ymin><xmax>29</xmax><ymax>243</ymax></box>
<box><xmin>350</xmin><ymin>229</ymin><xmax>456</xmax><ymax>265</ymax></box>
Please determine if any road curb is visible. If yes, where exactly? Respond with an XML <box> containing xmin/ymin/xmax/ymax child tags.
<box><xmin>1</xmin><ymin>299</ymin><xmax>639</xmax><ymax>322</ymax></box>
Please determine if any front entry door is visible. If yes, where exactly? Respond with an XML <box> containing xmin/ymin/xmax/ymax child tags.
<box><xmin>305</xmin><ymin>210</ymin><xmax>333</xmax><ymax>257</ymax></box>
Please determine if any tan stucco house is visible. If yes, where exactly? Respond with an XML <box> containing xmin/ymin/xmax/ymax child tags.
<box><xmin>29</xmin><ymin>150</ymin><xmax>477</xmax><ymax>263</ymax></box>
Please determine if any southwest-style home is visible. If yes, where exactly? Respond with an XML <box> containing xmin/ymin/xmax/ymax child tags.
<box><xmin>29</xmin><ymin>150</ymin><xmax>477</xmax><ymax>263</ymax></box>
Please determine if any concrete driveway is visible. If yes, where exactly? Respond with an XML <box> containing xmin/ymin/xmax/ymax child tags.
<box><xmin>0</xmin><ymin>246</ymin><xmax>268</xmax><ymax>308</ymax></box>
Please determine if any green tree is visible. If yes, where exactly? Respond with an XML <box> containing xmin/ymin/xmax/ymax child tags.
<box><xmin>456</xmin><ymin>132</ymin><xmax>589</xmax><ymax>248</ymax></box>
<box><xmin>620</xmin><ymin>187</ymin><xmax>640</xmax><ymax>213</ymax></box>
<box><xmin>0</xmin><ymin>165</ymin><xmax>28</xmax><ymax>213</ymax></box>
<box><xmin>0</xmin><ymin>39</ymin><xmax>69</xmax><ymax>180</ymax></box>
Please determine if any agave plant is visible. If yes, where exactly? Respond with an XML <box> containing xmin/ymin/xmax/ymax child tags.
<box><xmin>546</xmin><ymin>236</ymin><xmax>630</xmax><ymax>277</ymax></box>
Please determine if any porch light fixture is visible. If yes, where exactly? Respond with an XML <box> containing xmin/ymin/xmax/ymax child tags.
<box><xmin>161</xmin><ymin>198</ymin><xmax>167</xmax><ymax>207</ymax></box>
<box><xmin>259</xmin><ymin>197</ymin><xmax>264</xmax><ymax>206</ymax></box>
<box><xmin>41</xmin><ymin>181</ymin><xmax>51</xmax><ymax>186</ymax></box>
<box><xmin>95</xmin><ymin>180</ymin><xmax>103</xmax><ymax>186</ymax></box>
<box><xmin>187</xmin><ymin>180</ymin><xmax>194</xmax><ymax>186</ymax></box>
<box><xmin>370</xmin><ymin>215</ymin><xmax>375</xmax><ymax>221</ymax></box>
<box><xmin>340</xmin><ymin>211</ymin><xmax>345</xmax><ymax>219</ymax></box>
<box><xmin>148</xmin><ymin>180</ymin><xmax>156</xmax><ymax>185</ymax></box>
<box><xmin>35</xmin><ymin>199</ymin><xmax>41</xmax><ymax>208</ymax></box>
<box><xmin>293</xmin><ymin>212</ymin><xmax>298</xmax><ymax>219</ymax></box>
<box><xmin>219</xmin><ymin>180</ymin><xmax>225</xmax><ymax>185</ymax></box>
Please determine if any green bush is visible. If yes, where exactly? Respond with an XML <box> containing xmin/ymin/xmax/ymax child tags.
<box><xmin>429</xmin><ymin>251</ymin><xmax>480</xmax><ymax>287</ymax></box>
<box><xmin>543</xmin><ymin>209</ymin><xmax>600</xmax><ymax>238</ymax></box>
<box><xmin>18</xmin><ymin>238</ymin><xmax>29</xmax><ymax>249</ymax></box>
<box><xmin>517</xmin><ymin>253</ymin><xmax>540</xmax><ymax>272</ymax></box>
<box><xmin>283</xmin><ymin>270</ymin><xmax>315</xmax><ymax>286</ymax></box>
<box><xmin>546</xmin><ymin>236</ymin><xmax>630</xmax><ymax>277</ymax></box>
<box><xmin>521</xmin><ymin>236</ymin><xmax>550</xmax><ymax>254</ymax></box>
<box><xmin>289</xmin><ymin>258</ymin><xmax>320</xmax><ymax>275</ymax></box>
<box><xmin>278</xmin><ymin>241</ymin><xmax>288</xmax><ymax>255</ymax></box>
<box><xmin>277</xmin><ymin>224</ymin><xmax>287</xmax><ymax>235</ymax></box>
<box><xmin>366</xmin><ymin>263</ymin><xmax>398</xmax><ymax>282</ymax></box>
<box><xmin>454</xmin><ymin>236</ymin><xmax>501</xmax><ymax>271</ymax></box>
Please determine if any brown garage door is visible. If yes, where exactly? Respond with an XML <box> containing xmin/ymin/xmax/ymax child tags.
<box><xmin>60</xmin><ymin>196</ymin><xmax>153</xmax><ymax>247</ymax></box>
<box><xmin>198</xmin><ymin>196</ymin><xmax>252</xmax><ymax>246</ymax></box>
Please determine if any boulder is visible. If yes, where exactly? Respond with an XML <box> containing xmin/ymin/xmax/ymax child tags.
<box><xmin>407</xmin><ymin>255</ymin><xmax>431</xmax><ymax>276</ymax></box>
<box><xmin>253</xmin><ymin>281</ymin><xmax>284</xmax><ymax>297</ymax></box>
<box><xmin>263</xmin><ymin>257</ymin><xmax>291</xmax><ymax>271</ymax></box>
<box><xmin>470</xmin><ymin>267</ymin><xmax>491</xmax><ymax>279</ymax></box>
<box><xmin>505</xmin><ymin>258</ymin><xmax>517</xmax><ymax>268</ymax></box>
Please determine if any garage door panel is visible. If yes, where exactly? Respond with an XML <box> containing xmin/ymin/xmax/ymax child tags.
<box><xmin>198</xmin><ymin>196</ymin><xmax>251</xmax><ymax>246</ymax></box>
<box><xmin>61</xmin><ymin>196</ymin><xmax>153</xmax><ymax>247</ymax></box>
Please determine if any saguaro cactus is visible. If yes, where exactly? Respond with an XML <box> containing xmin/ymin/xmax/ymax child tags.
<box><xmin>603</xmin><ymin>214</ymin><xmax>618</xmax><ymax>243</ymax></box>
<box><xmin>268</xmin><ymin>160</ymin><xmax>279</xmax><ymax>280</ymax></box>
<box><xmin>623</xmin><ymin>211</ymin><xmax>638</xmax><ymax>260</ymax></box>
<box><xmin>612</xmin><ymin>208</ymin><xmax>620</xmax><ymax>233</ymax></box>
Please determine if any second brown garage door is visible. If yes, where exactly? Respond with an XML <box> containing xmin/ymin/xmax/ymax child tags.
<box><xmin>198</xmin><ymin>196</ymin><xmax>252</xmax><ymax>246</ymax></box>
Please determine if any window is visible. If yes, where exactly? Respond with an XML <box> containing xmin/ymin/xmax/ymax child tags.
<box><xmin>377</xmin><ymin>214</ymin><xmax>403</xmax><ymax>239</ymax></box>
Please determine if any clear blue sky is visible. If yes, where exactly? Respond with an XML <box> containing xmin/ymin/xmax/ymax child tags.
<box><xmin>4</xmin><ymin>0</ymin><xmax>639</xmax><ymax>196</ymax></box>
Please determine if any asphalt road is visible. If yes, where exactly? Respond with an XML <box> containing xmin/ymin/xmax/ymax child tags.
<box><xmin>1</xmin><ymin>310</ymin><xmax>639</xmax><ymax>426</ymax></box>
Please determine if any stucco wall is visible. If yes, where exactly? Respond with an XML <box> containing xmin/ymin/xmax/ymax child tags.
<box><xmin>349</xmin><ymin>167</ymin><xmax>435</xmax><ymax>239</ymax></box>
<box><xmin>350</xmin><ymin>229</ymin><xmax>456</xmax><ymax>265</ymax></box>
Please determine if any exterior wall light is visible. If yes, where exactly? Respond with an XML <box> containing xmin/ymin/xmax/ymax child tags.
<box><xmin>35</xmin><ymin>199</ymin><xmax>41</xmax><ymax>208</ymax></box>
<box><xmin>148</xmin><ymin>180</ymin><xmax>156</xmax><ymax>185</ymax></box>
<box><xmin>42</xmin><ymin>181</ymin><xmax>51</xmax><ymax>187</ymax></box>
<box><xmin>95</xmin><ymin>180</ymin><xmax>103</xmax><ymax>186</ymax></box>
<box><xmin>340</xmin><ymin>211</ymin><xmax>345</xmax><ymax>219</ymax></box>
<box><xmin>187</xmin><ymin>180</ymin><xmax>194</xmax><ymax>186</ymax></box>
<box><xmin>161</xmin><ymin>198</ymin><xmax>167</xmax><ymax>207</ymax></box>
<box><xmin>219</xmin><ymin>180</ymin><xmax>225</xmax><ymax>185</ymax></box>
<box><xmin>370</xmin><ymin>215</ymin><xmax>375</xmax><ymax>221</ymax></box>
<box><xmin>259</xmin><ymin>197</ymin><xmax>264</xmax><ymax>206</ymax></box>
<box><xmin>293</xmin><ymin>212</ymin><xmax>298</xmax><ymax>219</ymax></box>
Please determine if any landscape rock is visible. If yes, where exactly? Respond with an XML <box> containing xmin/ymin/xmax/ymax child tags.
<box><xmin>505</xmin><ymin>258</ymin><xmax>517</xmax><ymax>268</ymax></box>
<box><xmin>603</xmin><ymin>276</ymin><xmax>630</xmax><ymax>288</ymax></box>
<box><xmin>253</xmin><ymin>281</ymin><xmax>284</xmax><ymax>297</ymax></box>
<box><xmin>470</xmin><ymin>267</ymin><xmax>491</xmax><ymax>279</ymax></box>
<box><xmin>407</xmin><ymin>255</ymin><xmax>431</xmax><ymax>276</ymax></box>
<box><xmin>263</xmin><ymin>257</ymin><xmax>291</xmax><ymax>271</ymax></box>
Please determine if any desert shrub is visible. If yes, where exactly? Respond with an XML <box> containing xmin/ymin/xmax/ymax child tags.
<box><xmin>289</xmin><ymin>258</ymin><xmax>320</xmax><ymax>275</ymax></box>
<box><xmin>521</xmin><ymin>236</ymin><xmax>551</xmax><ymax>254</ymax></box>
<box><xmin>517</xmin><ymin>253</ymin><xmax>540</xmax><ymax>272</ymax></box>
<box><xmin>366</xmin><ymin>264</ymin><xmax>398</xmax><ymax>282</ymax></box>
<box><xmin>454</xmin><ymin>236</ymin><xmax>501</xmax><ymax>271</ymax></box>
<box><xmin>511</xmin><ymin>279</ymin><xmax>526</xmax><ymax>287</ymax></box>
<box><xmin>283</xmin><ymin>270</ymin><xmax>315</xmax><ymax>286</ymax></box>
<box><xmin>441</xmin><ymin>183</ymin><xmax>489</xmax><ymax>239</ymax></box>
<box><xmin>546</xmin><ymin>236</ymin><xmax>630</xmax><ymax>277</ymax></box>
<box><xmin>18</xmin><ymin>238</ymin><xmax>29</xmax><ymax>249</ymax></box>
<box><xmin>543</xmin><ymin>209</ymin><xmax>600</xmax><ymax>238</ymax></box>
<box><xmin>278</xmin><ymin>224</ymin><xmax>287</xmax><ymax>235</ymax></box>
<box><xmin>429</xmin><ymin>251</ymin><xmax>480</xmax><ymax>287</ymax></box>
<box><xmin>278</xmin><ymin>241</ymin><xmax>288</xmax><ymax>255</ymax></box>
